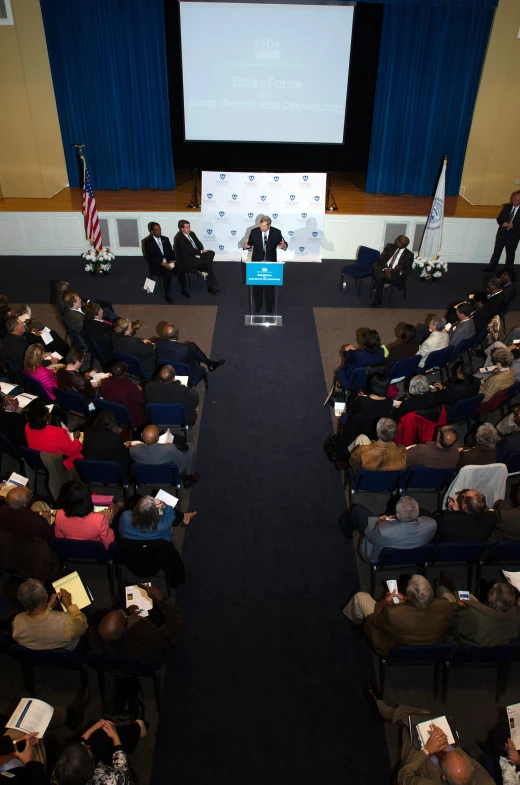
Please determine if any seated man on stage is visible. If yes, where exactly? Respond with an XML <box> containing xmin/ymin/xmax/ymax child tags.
<box><xmin>371</xmin><ymin>235</ymin><xmax>414</xmax><ymax>307</ymax></box>
<box><xmin>244</xmin><ymin>215</ymin><xmax>287</xmax><ymax>314</ymax></box>
<box><xmin>174</xmin><ymin>219</ymin><xmax>220</xmax><ymax>296</ymax></box>
<box><xmin>143</xmin><ymin>222</ymin><xmax>176</xmax><ymax>304</ymax></box>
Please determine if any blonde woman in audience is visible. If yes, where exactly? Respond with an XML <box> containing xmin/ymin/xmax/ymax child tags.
<box><xmin>24</xmin><ymin>343</ymin><xmax>57</xmax><ymax>401</ymax></box>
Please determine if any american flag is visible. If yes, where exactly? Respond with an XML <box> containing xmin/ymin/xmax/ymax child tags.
<box><xmin>81</xmin><ymin>154</ymin><xmax>103</xmax><ymax>251</ymax></box>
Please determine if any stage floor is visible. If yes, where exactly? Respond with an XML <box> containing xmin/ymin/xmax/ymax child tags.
<box><xmin>0</xmin><ymin>170</ymin><xmax>501</xmax><ymax>218</ymax></box>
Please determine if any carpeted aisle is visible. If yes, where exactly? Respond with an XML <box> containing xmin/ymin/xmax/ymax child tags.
<box><xmin>150</xmin><ymin>265</ymin><xmax>390</xmax><ymax>785</ymax></box>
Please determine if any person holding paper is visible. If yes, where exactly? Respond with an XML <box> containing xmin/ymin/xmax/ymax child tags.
<box><xmin>129</xmin><ymin>425</ymin><xmax>200</xmax><ymax>489</ymax></box>
<box><xmin>174</xmin><ymin>219</ymin><xmax>220</xmax><ymax>296</ymax></box>
<box><xmin>23</xmin><ymin>344</ymin><xmax>57</xmax><ymax>401</ymax></box>
<box><xmin>143</xmin><ymin>222</ymin><xmax>176</xmax><ymax>303</ymax></box>
<box><xmin>0</xmin><ymin>487</ymin><xmax>54</xmax><ymax>542</ymax></box>
<box><xmin>0</xmin><ymin>317</ymin><xmax>54</xmax><ymax>371</ymax></box>
<box><xmin>119</xmin><ymin>495</ymin><xmax>196</xmax><ymax>544</ymax></box>
<box><xmin>145</xmin><ymin>365</ymin><xmax>200</xmax><ymax>424</ymax></box>
<box><xmin>55</xmin><ymin>348</ymin><xmax>98</xmax><ymax>402</ymax></box>
<box><xmin>111</xmin><ymin>318</ymin><xmax>156</xmax><ymax>379</ymax></box>
<box><xmin>364</xmin><ymin>685</ymin><xmax>494</xmax><ymax>785</ymax></box>
<box><xmin>24</xmin><ymin>400</ymin><xmax>83</xmax><ymax>472</ymax></box>
<box><xmin>243</xmin><ymin>215</ymin><xmax>287</xmax><ymax>314</ymax></box>
<box><xmin>55</xmin><ymin>481</ymin><xmax>122</xmax><ymax>550</ymax></box>
<box><xmin>12</xmin><ymin>578</ymin><xmax>87</xmax><ymax>651</ymax></box>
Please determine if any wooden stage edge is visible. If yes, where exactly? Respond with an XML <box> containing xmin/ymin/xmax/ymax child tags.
<box><xmin>0</xmin><ymin>171</ymin><xmax>501</xmax><ymax>219</ymax></box>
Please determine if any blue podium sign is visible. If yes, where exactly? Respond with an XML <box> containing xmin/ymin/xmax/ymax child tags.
<box><xmin>245</xmin><ymin>261</ymin><xmax>284</xmax><ymax>286</ymax></box>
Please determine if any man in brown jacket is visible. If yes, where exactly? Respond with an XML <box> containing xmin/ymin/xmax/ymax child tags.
<box><xmin>343</xmin><ymin>575</ymin><xmax>452</xmax><ymax>657</ymax></box>
<box><xmin>349</xmin><ymin>417</ymin><xmax>406</xmax><ymax>472</ymax></box>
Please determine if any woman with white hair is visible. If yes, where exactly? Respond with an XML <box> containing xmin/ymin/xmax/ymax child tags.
<box><xmin>393</xmin><ymin>375</ymin><xmax>440</xmax><ymax>422</ymax></box>
<box><xmin>416</xmin><ymin>315</ymin><xmax>449</xmax><ymax>369</ymax></box>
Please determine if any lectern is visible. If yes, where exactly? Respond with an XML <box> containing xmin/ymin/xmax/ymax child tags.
<box><xmin>244</xmin><ymin>261</ymin><xmax>284</xmax><ymax>327</ymax></box>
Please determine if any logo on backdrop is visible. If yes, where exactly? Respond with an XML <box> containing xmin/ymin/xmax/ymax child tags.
<box><xmin>288</xmin><ymin>231</ymin><xmax>294</xmax><ymax>237</ymax></box>
<box><xmin>220</xmin><ymin>174</ymin><xmax>226</xmax><ymax>180</ymax></box>
<box><xmin>247</xmin><ymin>213</ymin><xmax>254</xmax><ymax>219</ymax></box>
<box><xmin>206</xmin><ymin>229</ymin><xmax>213</xmax><ymax>235</ymax></box>
<box><xmin>254</xmin><ymin>39</ymin><xmax>280</xmax><ymax>60</ymax></box>
<box><xmin>303</xmin><ymin>176</ymin><xmax>308</xmax><ymax>181</ymax></box>
<box><xmin>260</xmin><ymin>195</ymin><xmax>266</xmax><ymax>202</ymax></box>
<box><xmin>231</xmin><ymin>230</ymin><xmax>237</xmax><ymax>236</ymax></box>
<box><xmin>272</xmin><ymin>213</ymin><xmax>278</xmax><ymax>219</ymax></box>
<box><xmin>249</xmin><ymin>175</ymin><xmax>255</xmax><ymax>181</ymax></box>
<box><xmin>219</xmin><ymin>211</ymin><xmax>225</xmax><ymax>217</ymax></box>
<box><xmin>428</xmin><ymin>197</ymin><xmax>443</xmax><ymax>228</ymax></box>
<box><xmin>207</xmin><ymin>194</ymin><xmax>213</xmax><ymax>200</ymax></box>
<box><xmin>219</xmin><ymin>245</ymin><xmax>225</xmax><ymax>251</ymax></box>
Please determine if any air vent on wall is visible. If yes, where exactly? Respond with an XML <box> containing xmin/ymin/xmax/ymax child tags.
<box><xmin>383</xmin><ymin>222</ymin><xmax>408</xmax><ymax>247</ymax></box>
<box><xmin>0</xmin><ymin>1</ymin><xmax>14</xmax><ymax>25</ymax></box>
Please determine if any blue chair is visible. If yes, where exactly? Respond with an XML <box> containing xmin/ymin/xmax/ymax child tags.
<box><xmin>0</xmin><ymin>357</ymin><xmax>25</xmax><ymax>387</ymax></box>
<box><xmin>82</xmin><ymin>334</ymin><xmax>109</xmax><ymax>369</ymax></box>
<box><xmin>86</xmin><ymin>649</ymin><xmax>165</xmax><ymax>711</ymax></box>
<box><xmin>379</xmin><ymin>275</ymin><xmax>409</xmax><ymax>307</ymax></box>
<box><xmin>445</xmin><ymin>643</ymin><xmax>520</xmax><ymax>701</ymax></box>
<box><xmin>336</xmin><ymin>366</ymin><xmax>367</xmax><ymax>394</ymax></box>
<box><xmin>0</xmin><ymin>433</ymin><xmax>24</xmax><ymax>475</ymax></box>
<box><xmin>400</xmin><ymin>466</ymin><xmax>455</xmax><ymax>510</ymax></box>
<box><xmin>505</xmin><ymin>452</ymin><xmax>520</xmax><ymax>476</ymax></box>
<box><xmin>347</xmin><ymin>467</ymin><xmax>402</xmax><ymax>500</ymax></box>
<box><xmin>130</xmin><ymin>462</ymin><xmax>182</xmax><ymax>495</ymax></box>
<box><xmin>426</xmin><ymin>542</ymin><xmax>490</xmax><ymax>594</ymax></box>
<box><xmin>340</xmin><ymin>246</ymin><xmax>380</xmax><ymax>295</ymax></box>
<box><xmin>449</xmin><ymin>336</ymin><xmax>475</xmax><ymax>365</ymax></box>
<box><xmin>477</xmin><ymin>541</ymin><xmax>520</xmax><ymax>587</ymax></box>
<box><xmin>93</xmin><ymin>398</ymin><xmax>135</xmax><ymax>431</ymax></box>
<box><xmin>472</xmin><ymin>324</ymin><xmax>489</xmax><ymax>351</ymax></box>
<box><xmin>9</xmin><ymin>642</ymin><xmax>88</xmax><ymax>695</ymax></box>
<box><xmin>378</xmin><ymin>642</ymin><xmax>456</xmax><ymax>701</ymax></box>
<box><xmin>422</xmin><ymin>346</ymin><xmax>455</xmax><ymax>382</ymax></box>
<box><xmin>387</xmin><ymin>355</ymin><xmax>421</xmax><ymax>384</ymax></box>
<box><xmin>52</xmin><ymin>387</ymin><xmax>91</xmax><ymax>419</ymax></box>
<box><xmin>50</xmin><ymin>537</ymin><xmax>116</xmax><ymax>596</ymax></box>
<box><xmin>74</xmin><ymin>459</ymin><xmax>130</xmax><ymax>503</ymax></box>
<box><xmin>18</xmin><ymin>370</ymin><xmax>54</xmax><ymax>405</ymax></box>
<box><xmin>370</xmin><ymin>544</ymin><xmax>434</xmax><ymax>596</ymax></box>
<box><xmin>145</xmin><ymin>403</ymin><xmax>190</xmax><ymax>443</ymax></box>
<box><xmin>112</xmin><ymin>351</ymin><xmax>152</xmax><ymax>382</ymax></box>
<box><xmin>19</xmin><ymin>447</ymin><xmax>50</xmax><ymax>498</ymax></box>
<box><xmin>64</xmin><ymin>323</ymin><xmax>88</xmax><ymax>352</ymax></box>
<box><xmin>447</xmin><ymin>394</ymin><xmax>484</xmax><ymax>431</ymax></box>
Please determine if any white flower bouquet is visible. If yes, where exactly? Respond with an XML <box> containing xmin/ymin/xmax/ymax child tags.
<box><xmin>80</xmin><ymin>247</ymin><xmax>115</xmax><ymax>275</ymax></box>
<box><xmin>413</xmin><ymin>255</ymin><xmax>448</xmax><ymax>281</ymax></box>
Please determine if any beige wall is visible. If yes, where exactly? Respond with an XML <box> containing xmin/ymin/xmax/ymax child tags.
<box><xmin>0</xmin><ymin>0</ymin><xmax>67</xmax><ymax>198</ymax></box>
<box><xmin>461</xmin><ymin>0</ymin><xmax>520</xmax><ymax>206</ymax></box>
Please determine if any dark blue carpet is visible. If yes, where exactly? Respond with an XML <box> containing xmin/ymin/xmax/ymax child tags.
<box><xmin>149</xmin><ymin>292</ymin><xmax>391</xmax><ymax>785</ymax></box>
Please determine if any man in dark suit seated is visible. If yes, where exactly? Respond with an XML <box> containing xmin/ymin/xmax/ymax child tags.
<box><xmin>500</xmin><ymin>268</ymin><xmax>517</xmax><ymax>304</ymax></box>
<box><xmin>243</xmin><ymin>215</ymin><xmax>287</xmax><ymax>314</ymax></box>
<box><xmin>100</xmin><ymin>361</ymin><xmax>146</xmax><ymax>427</ymax></box>
<box><xmin>433</xmin><ymin>490</ymin><xmax>496</xmax><ymax>542</ymax></box>
<box><xmin>497</xmin><ymin>412</ymin><xmax>520</xmax><ymax>464</ymax></box>
<box><xmin>62</xmin><ymin>291</ymin><xmax>86</xmax><ymax>342</ymax></box>
<box><xmin>482</xmin><ymin>190</ymin><xmax>520</xmax><ymax>272</ymax></box>
<box><xmin>145</xmin><ymin>364</ymin><xmax>199</xmax><ymax>424</ymax></box>
<box><xmin>155</xmin><ymin>323</ymin><xmax>224</xmax><ymax>378</ymax></box>
<box><xmin>405</xmin><ymin>425</ymin><xmax>460</xmax><ymax>470</ymax></box>
<box><xmin>447</xmin><ymin>302</ymin><xmax>475</xmax><ymax>347</ymax></box>
<box><xmin>143</xmin><ymin>222</ymin><xmax>176</xmax><ymax>303</ymax></box>
<box><xmin>0</xmin><ymin>486</ymin><xmax>54</xmax><ymax>541</ymax></box>
<box><xmin>82</xmin><ymin>302</ymin><xmax>113</xmax><ymax>366</ymax></box>
<box><xmin>111</xmin><ymin>318</ymin><xmax>156</xmax><ymax>378</ymax></box>
<box><xmin>174</xmin><ymin>219</ymin><xmax>220</xmax><ymax>296</ymax></box>
<box><xmin>55</xmin><ymin>347</ymin><xmax>97</xmax><ymax>402</ymax></box>
<box><xmin>82</xmin><ymin>410</ymin><xmax>132</xmax><ymax>472</ymax></box>
<box><xmin>371</xmin><ymin>235</ymin><xmax>414</xmax><ymax>307</ymax></box>
<box><xmin>1</xmin><ymin>316</ymin><xmax>54</xmax><ymax>369</ymax></box>
<box><xmin>470</xmin><ymin>291</ymin><xmax>492</xmax><ymax>337</ymax></box>
<box><xmin>485</xmin><ymin>277</ymin><xmax>506</xmax><ymax>317</ymax></box>
<box><xmin>433</xmin><ymin>362</ymin><xmax>481</xmax><ymax>410</ymax></box>
<box><xmin>129</xmin><ymin>424</ymin><xmax>199</xmax><ymax>488</ymax></box>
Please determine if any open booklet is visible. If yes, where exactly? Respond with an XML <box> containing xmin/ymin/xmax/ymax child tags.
<box><xmin>502</xmin><ymin>570</ymin><xmax>520</xmax><ymax>591</ymax></box>
<box><xmin>52</xmin><ymin>571</ymin><xmax>93</xmax><ymax>611</ymax></box>
<box><xmin>125</xmin><ymin>585</ymin><xmax>153</xmax><ymax>617</ymax></box>
<box><xmin>507</xmin><ymin>703</ymin><xmax>520</xmax><ymax>747</ymax></box>
<box><xmin>7</xmin><ymin>698</ymin><xmax>54</xmax><ymax>738</ymax></box>
<box><xmin>415</xmin><ymin>715</ymin><xmax>456</xmax><ymax>750</ymax></box>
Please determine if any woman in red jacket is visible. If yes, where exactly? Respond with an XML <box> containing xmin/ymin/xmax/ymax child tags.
<box><xmin>24</xmin><ymin>399</ymin><xmax>83</xmax><ymax>471</ymax></box>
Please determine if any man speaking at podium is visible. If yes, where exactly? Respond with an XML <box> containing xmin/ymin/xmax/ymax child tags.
<box><xmin>244</xmin><ymin>215</ymin><xmax>287</xmax><ymax>314</ymax></box>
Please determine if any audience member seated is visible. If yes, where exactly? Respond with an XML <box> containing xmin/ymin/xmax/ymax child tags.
<box><xmin>61</xmin><ymin>291</ymin><xmax>87</xmax><ymax>349</ymax></box>
<box><xmin>349</xmin><ymin>417</ymin><xmax>406</xmax><ymax>472</ymax></box>
<box><xmin>54</xmin><ymin>480</ymin><xmax>122</xmax><ymax>549</ymax></box>
<box><xmin>55</xmin><ymin>279</ymin><xmax>69</xmax><ymax>314</ymax></box>
<box><xmin>384</xmin><ymin>324</ymin><xmax>420</xmax><ymax>373</ymax></box>
<box><xmin>24</xmin><ymin>343</ymin><xmax>57</xmax><ymax>400</ymax></box>
<box><xmin>436</xmin><ymin>574</ymin><xmax>520</xmax><ymax>647</ymax></box>
<box><xmin>416</xmin><ymin>315</ymin><xmax>448</xmax><ymax>369</ymax></box>
<box><xmin>470</xmin><ymin>290</ymin><xmax>493</xmax><ymax>336</ymax></box>
<box><xmin>0</xmin><ymin>316</ymin><xmax>53</xmax><ymax>370</ymax></box>
<box><xmin>24</xmin><ymin>399</ymin><xmax>83</xmax><ymax>471</ymax></box>
<box><xmin>0</xmin><ymin>392</ymin><xmax>27</xmax><ymax>446</ymax></box>
<box><xmin>433</xmin><ymin>490</ymin><xmax>496</xmax><ymax>542</ymax></box>
<box><xmin>336</xmin><ymin>374</ymin><xmax>394</xmax><ymax>459</ymax></box>
<box><xmin>343</xmin><ymin>575</ymin><xmax>452</xmax><ymax>656</ymax></box>
<box><xmin>129</xmin><ymin>424</ymin><xmax>199</xmax><ymax>488</ymax></box>
<box><xmin>342</xmin><ymin>329</ymin><xmax>384</xmax><ymax>376</ymax></box>
<box><xmin>405</xmin><ymin>425</ymin><xmax>460</xmax><ymax>469</ymax></box>
<box><xmin>364</xmin><ymin>688</ymin><xmax>494</xmax><ymax>784</ymax></box>
<box><xmin>486</xmin><ymin>276</ymin><xmax>506</xmax><ymax>317</ymax></box>
<box><xmin>111</xmin><ymin>318</ymin><xmax>156</xmax><ymax>378</ymax></box>
<box><xmin>87</xmin><ymin>583</ymin><xmax>184</xmax><ymax>661</ymax></box>
<box><xmin>482</xmin><ymin>338</ymin><xmax>520</xmax><ymax>382</ymax></box>
<box><xmin>500</xmin><ymin>268</ymin><xmax>517</xmax><ymax>304</ymax></box>
<box><xmin>339</xmin><ymin>496</ymin><xmax>436</xmax><ymax>564</ymax></box>
<box><xmin>82</xmin><ymin>301</ymin><xmax>113</xmax><ymax>366</ymax></box>
<box><xmin>0</xmin><ymin>487</ymin><xmax>53</xmax><ymax>540</ymax></box>
<box><xmin>119</xmin><ymin>494</ymin><xmax>196</xmax><ymax>544</ymax></box>
<box><xmin>12</xmin><ymin>578</ymin><xmax>87</xmax><ymax>651</ymax></box>
<box><xmin>145</xmin><ymin>364</ymin><xmax>200</xmax><ymax>424</ymax></box>
<box><xmin>433</xmin><ymin>362</ymin><xmax>481</xmax><ymax>410</ymax></box>
<box><xmin>447</xmin><ymin>302</ymin><xmax>475</xmax><ymax>347</ymax></box>
<box><xmin>497</xmin><ymin>412</ymin><xmax>520</xmax><ymax>463</ymax></box>
<box><xmin>493</xmin><ymin>498</ymin><xmax>520</xmax><ymax>541</ymax></box>
<box><xmin>55</xmin><ymin>347</ymin><xmax>97</xmax><ymax>402</ymax></box>
<box><xmin>457</xmin><ymin>423</ymin><xmax>501</xmax><ymax>469</ymax></box>
<box><xmin>479</xmin><ymin>346</ymin><xmax>515</xmax><ymax>403</ymax></box>
<box><xmin>371</xmin><ymin>235</ymin><xmax>413</xmax><ymax>307</ymax></box>
<box><xmin>392</xmin><ymin>375</ymin><xmax>440</xmax><ymax>422</ymax></box>
<box><xmin>99</xmin><ymin>361</ymin><xmax>146</xmax><ymax>427</ymax></box>
<box><xmin>82</xmin><ymin>410</ymin><xmax>133</xmax><ymax>472</ymax></box>
<box><xmin>155</xmin><ymin>323</ymin><xmax>225</xmax><ymax>377</ymax></box>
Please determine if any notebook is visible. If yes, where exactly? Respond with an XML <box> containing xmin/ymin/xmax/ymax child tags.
<box><xmin>52</xmin><ymin>571</ymin><xmax>93</xmax><ymax>611</ymax></box>
<box><xmin>415</xmin><ymin>715</ymin><xmax>456</xmax><ymax>750</ymax></box>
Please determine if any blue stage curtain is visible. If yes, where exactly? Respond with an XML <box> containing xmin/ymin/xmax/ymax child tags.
<box><xmin>365</xmin><ymin>4</ymin><xmax>495</xmax><ymax>196</ymax></box>
<box><xmin>40</xmin><ymin>0</ymin><xmax>175</xmax><ymax>190</ymax></box>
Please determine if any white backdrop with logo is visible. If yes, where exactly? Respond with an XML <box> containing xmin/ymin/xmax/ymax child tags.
<box><xmin>200</xmin><ymin>171</ymin><xmax>326</xmax><ymax>261</ymax></box>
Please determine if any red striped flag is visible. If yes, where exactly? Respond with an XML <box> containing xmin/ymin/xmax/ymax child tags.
<box><xmin>80</xmin><ymin>153</ymin><xmax>103</xmax><ymax>251</ymax></box>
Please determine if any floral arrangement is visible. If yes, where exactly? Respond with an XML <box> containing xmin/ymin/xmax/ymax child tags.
<box><xmin>81</xmin><ymin>248</ymin><xmax>115</xmax><ymax>275</ymax></box>
<box><xmin>412</xmin><ymin>255</ymin><xmax>448</xmax><ymax>281</ymax></box>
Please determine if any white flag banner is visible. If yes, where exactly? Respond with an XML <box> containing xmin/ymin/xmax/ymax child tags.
<box><xmin>200</xmin><ymin>171</ymin><xmax>326</xmax><ymax>262</ymax></box>
<box><xmin>414</xmin><ymin>158</ymin><xmax>448</xmax><ymax>280</ymax></box>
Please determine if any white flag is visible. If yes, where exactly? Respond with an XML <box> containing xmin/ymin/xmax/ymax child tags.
<box><xmin>418</xmin><ymin>158</ymin><xmax>446</xmax><ymax>262</ymax></box>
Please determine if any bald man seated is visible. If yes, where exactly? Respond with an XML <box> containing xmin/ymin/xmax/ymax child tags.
<box><xmin>129</xmin><ymin>424</ymin><xmax>200</xmax><ymax>488</ymax></box>
<box><xmin>365</xmin><ymin>685</ymin><xmax>494</xmax><ymax>784</ymax></box>
<box><xmin>405</xmin><ymin>426</ymin><xmax>461</xmax><ymax>470</ymax></box>
<box><xmin>155</xmin><ymin>324</ymin><xmax>224</xmax><ymax>381</ymax></box>
<box><xmin>87</xmin><ymin>584</ymin><xmax>184</xmax><ymax>660</ymax></box>
<box><xmin>145</xmin><ymin>365</ymin><xmax>200</xmax><ymax>424</ymax></box>
<box><xmin>0</xmin><ymin>487</ymin><xmax>54</xmax><ymax>540</ymax></box>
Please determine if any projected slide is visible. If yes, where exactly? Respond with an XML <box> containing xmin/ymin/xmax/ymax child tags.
<box><xmin>180</xmin><ymin>2</ymin><xmax>354</xmax><ymax>144</ymax></box>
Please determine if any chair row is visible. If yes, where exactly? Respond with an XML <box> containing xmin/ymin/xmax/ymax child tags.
<box><xmin>346</xmin><ymin>465</ymin><xmax>456</xmax><ymax>507</ymax></box>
